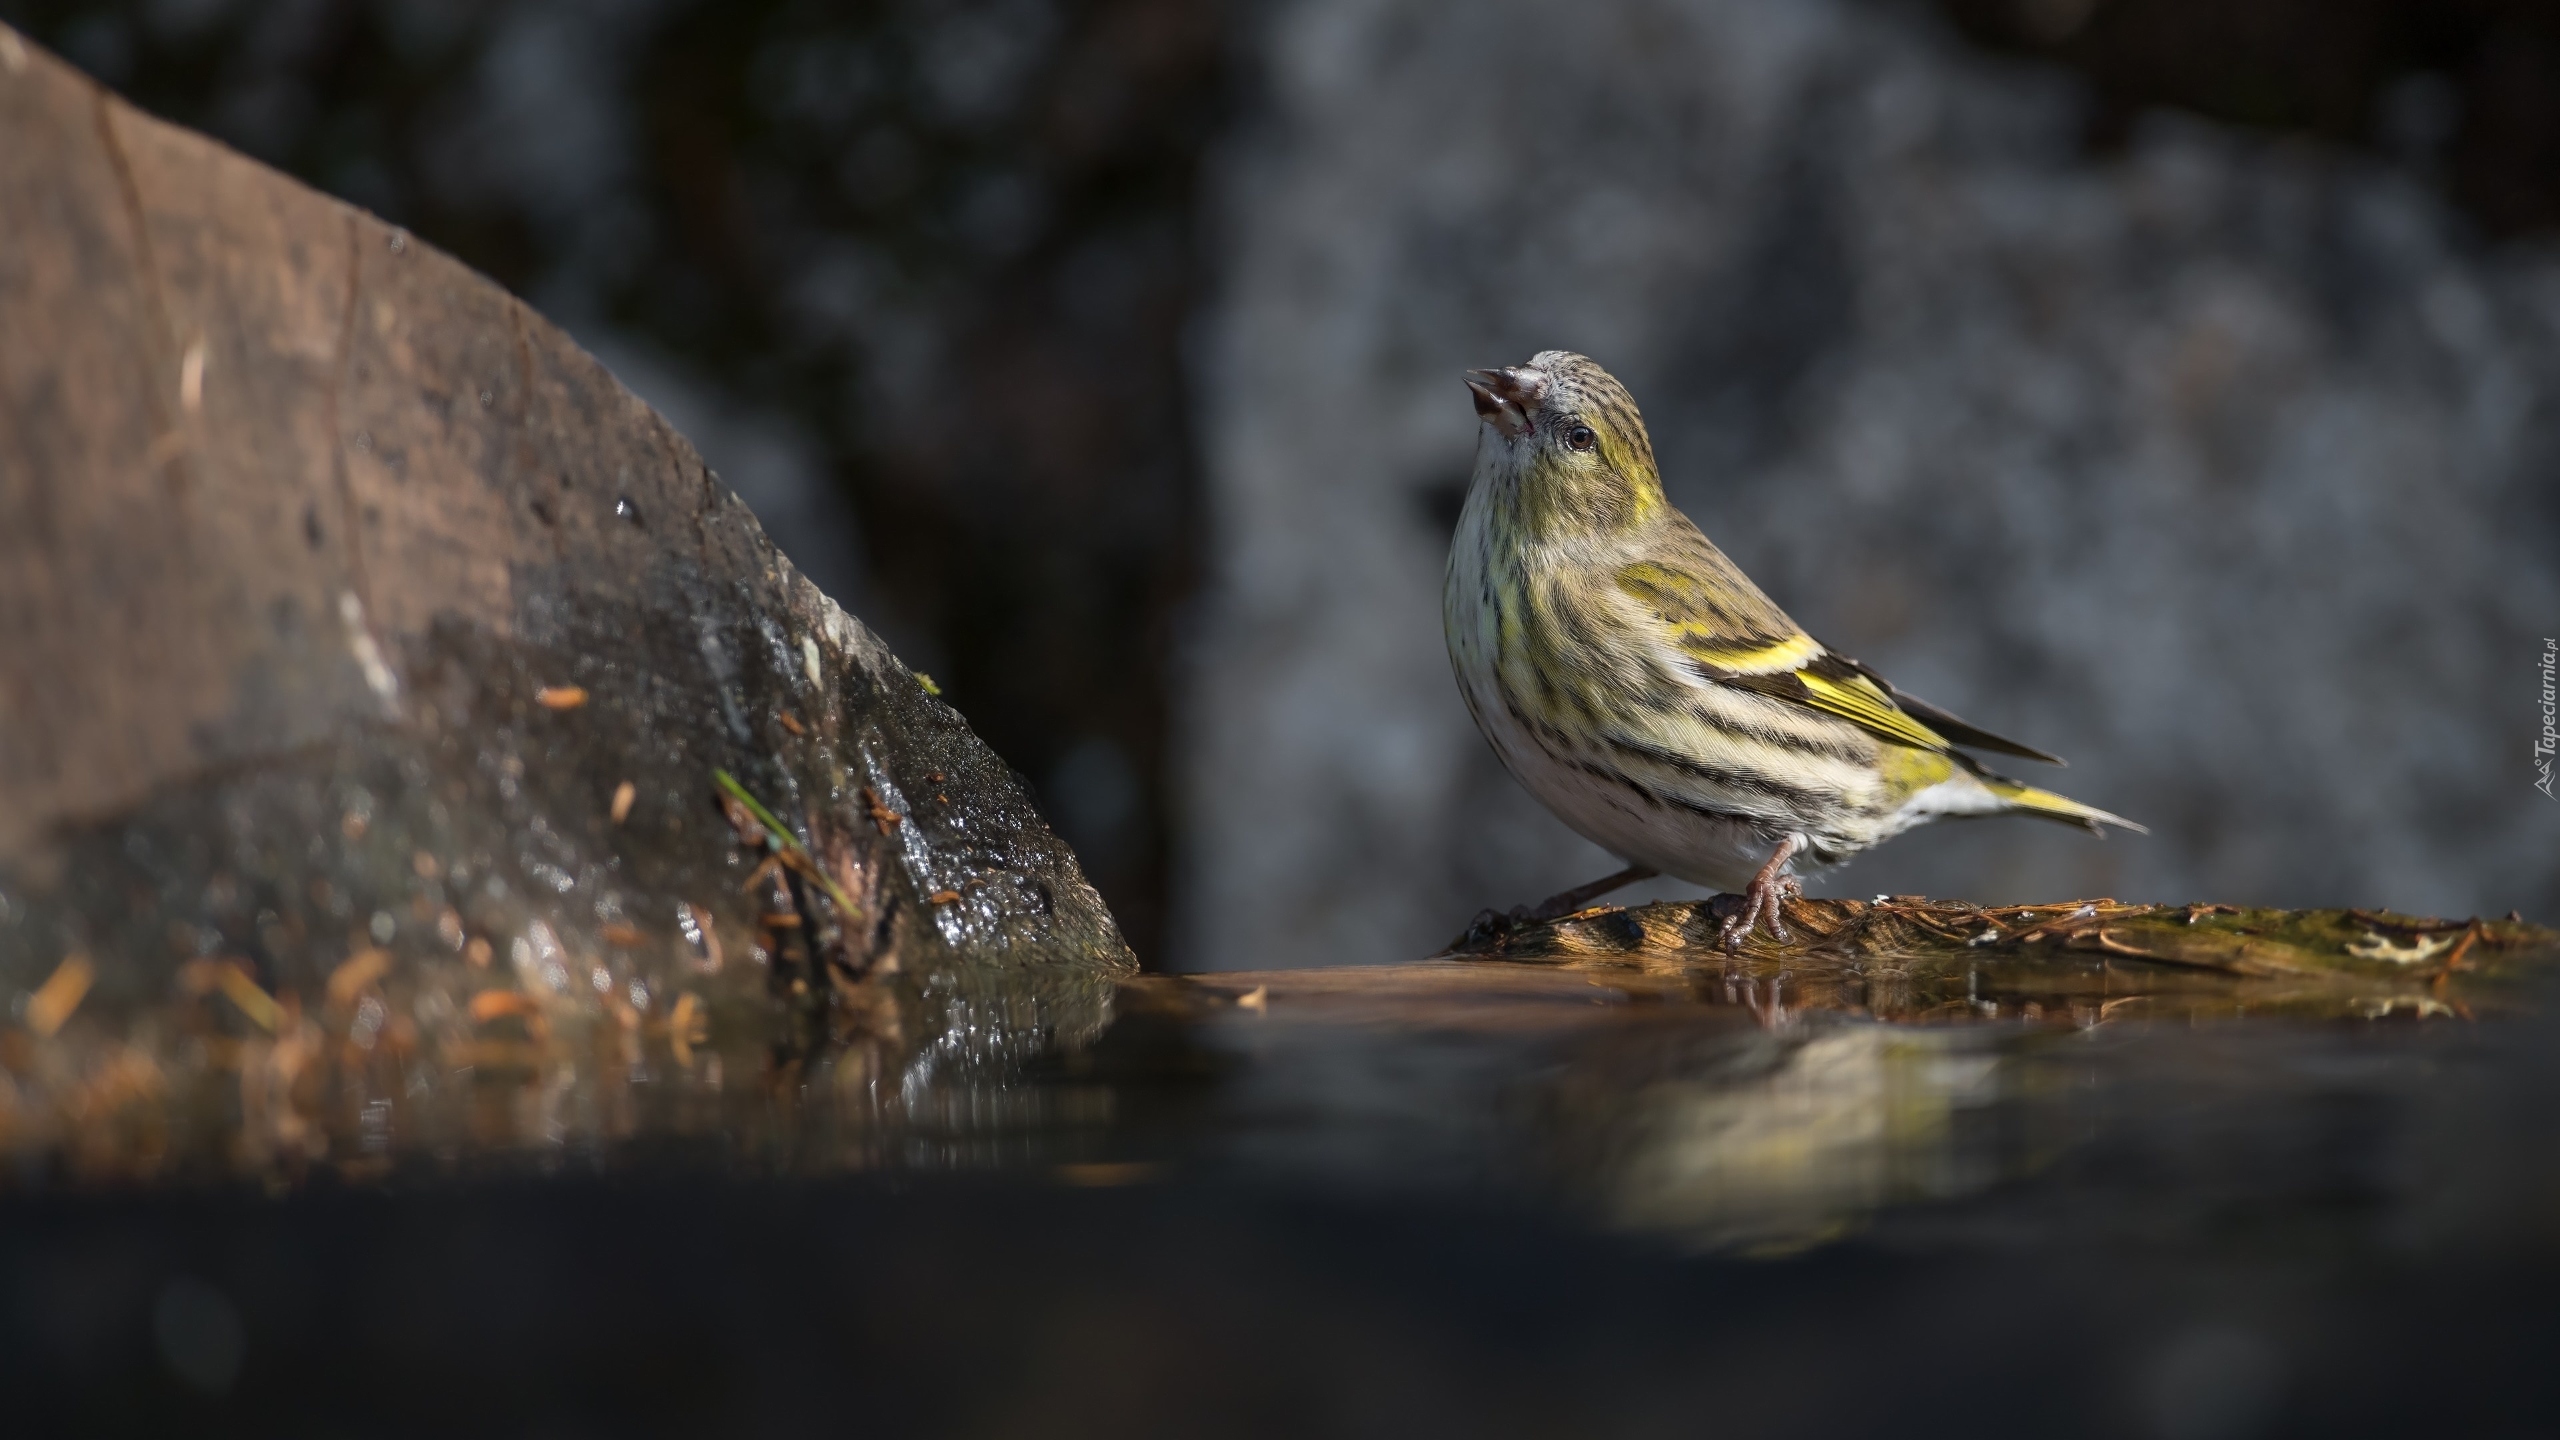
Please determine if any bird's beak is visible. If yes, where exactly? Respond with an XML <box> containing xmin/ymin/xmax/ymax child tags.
<box><xmin>1464</xmin><ymin>366</ymin><xmax>1544</xmax><ymax>440</ymax></box>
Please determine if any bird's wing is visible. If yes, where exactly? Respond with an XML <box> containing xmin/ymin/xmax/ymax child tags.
<box><xmin>1828</xmin><ymin>653</ymin><xmax>2064</xmax><ymax>765</ymax></box>
<box><xmin>1716</xmin><ymin>650</ymin><xmax>1959</xmax><ymax>753</ymax></box>
<box><xmin>1613</xmin><ymin>544</ymin><xmax>2062</xmax><ymax>763</ymax></box>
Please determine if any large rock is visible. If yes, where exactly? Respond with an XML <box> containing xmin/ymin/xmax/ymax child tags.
<box><xmin>1180</xmin><ymin>0</ymin><xmax>2560</xmax><ymax>969</ymax></box>
<box><xmin>0</xmin><ymin>29</ymin><xmax>1130</xmax><ymax>1178</ymax></box>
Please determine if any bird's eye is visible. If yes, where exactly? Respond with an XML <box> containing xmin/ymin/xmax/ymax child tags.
<box><xmin>1566</xmin><ymin>425</ymin><xmax>1597</xmax><ymax>452</ymax></box>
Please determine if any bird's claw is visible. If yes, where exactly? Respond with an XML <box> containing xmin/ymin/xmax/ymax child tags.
<box><xmin>1716</xmin><ymin>874</ymin><xmax>1801</xmax><ymax>953</ymax></box>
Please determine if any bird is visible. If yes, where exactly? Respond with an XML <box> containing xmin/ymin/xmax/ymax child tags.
<box><xmin>1444</xmin><ymin>351</ymin><xmax>2141</xmax><ymax>950</ymax></box>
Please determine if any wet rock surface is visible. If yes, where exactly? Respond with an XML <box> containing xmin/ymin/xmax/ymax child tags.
<box><xmin>0</xmin><ymin>36</ymin><xmax>1129</xmax><ymax>1182</ymax></box>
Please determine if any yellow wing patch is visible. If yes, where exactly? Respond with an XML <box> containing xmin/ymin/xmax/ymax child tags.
<box><xmin>1616</xmin><ymin>560</ymin><xmax>1820</xmax><ymax>675</ymax></box>
<box><xmin>1676</xmin><ymin>629</ymin><xmax>1823</xmax><ymax>675</ymax></box>
<box><xmin>1792</xmin><ymin>668</ymin><xmax>1952</xmax><ymax>751</ymax></box>
<box><xmin>1615</xmin><ymin>555</ymin><xmax>1950</xmax><ymax>751</ymax></box>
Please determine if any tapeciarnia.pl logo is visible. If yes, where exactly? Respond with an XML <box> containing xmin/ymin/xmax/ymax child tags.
<box><xmin>2539</xmin><ymin>637</ymin><xmax>2557</xmax><ymax>799</ymax></box>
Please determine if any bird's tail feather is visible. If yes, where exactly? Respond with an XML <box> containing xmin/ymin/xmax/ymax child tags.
<box><xmin>1978</xmin><ymin>775</ymin><xmax>2147</xmax><ymax>835</ymax></box>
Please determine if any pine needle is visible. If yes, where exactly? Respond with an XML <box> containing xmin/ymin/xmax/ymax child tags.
<box><xmin>712</xmin><ymin>769</ymin><xmax>857</xmax><ymax>915</ymax></box>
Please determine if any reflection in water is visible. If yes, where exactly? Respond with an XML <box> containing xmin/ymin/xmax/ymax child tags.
<box><xmin>1559</xmin><ymin>1023</ymin><xmax>2003</xmax><ymax>1251</ymax></box>
<box><xmin>0</xmin><ymin>936</ymin><xmax>2535</xmax><ymax>1265</ymax></box>
<box><xmin>1122</xmin><ymin>961</ymin><xmax>2515</xmax><ymax>1255</ymax></box>
<box><xmin>1121</xmin><ymin>966</ymin><xmax>2036</xmax><ymax>1250</ymax></box>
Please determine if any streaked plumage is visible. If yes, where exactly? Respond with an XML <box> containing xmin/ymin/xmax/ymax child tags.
<box><xmin>1445</xmin><ymin>351</ymin><xmax>2139</xmax><ymax>946</ymax></box>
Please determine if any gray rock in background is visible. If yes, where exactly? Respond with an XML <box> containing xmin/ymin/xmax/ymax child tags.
<box><xmin>1178</xmin><ymin>0</ymin><xmax>2560</xmax><ymax>970</ymax></box>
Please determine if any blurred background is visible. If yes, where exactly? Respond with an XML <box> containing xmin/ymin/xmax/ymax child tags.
<box><xmin>7</xmin><ymin>0</ymin><xmax>2552</xmax><ymax>971</ymax></box>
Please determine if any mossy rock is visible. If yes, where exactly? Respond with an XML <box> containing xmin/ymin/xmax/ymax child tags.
<box><xmin>1443</xmin><ymin>898</ymin><xmax>2560</xmax><ymax>1021</ymax></box>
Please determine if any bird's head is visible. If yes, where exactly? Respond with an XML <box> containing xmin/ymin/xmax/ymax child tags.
<box><xmin>1463</xmin><ymin>351</ymin><xmax>1664</xmax><ymax>537</ymax></box>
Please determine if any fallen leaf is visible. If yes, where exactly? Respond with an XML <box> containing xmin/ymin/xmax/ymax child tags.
<box><xmin>469</xmin><ymin>991</ymin><xmax>538</xmax><ymax>1023</ymax></box>
<box><xmin>928</xmin><ymin>889</ymin><xmax>961</xmax><ymax>905</ymax></box>
<box><xmin>327</xmin><ymin>948</ymin><xmax>392</xmax><ymax>1008</ymax></box>
<box><xmin>215</xmin><ymin>965</ymin><xmax>283</xmax><ymax>1032</ymax></box>
<box><xmin>25</xmin><ymin>955</ymin><xmax>93</xmax><ymax>1037</ymax></box>
<box><xmin>536</xmin><ymin>685</ymin><xmax>587</xmax><ymax>710</ymax></box>
<box><xmin>862</xmin><ymin>786</ymin><xmax>901</xmax><ymax>834</ymax></box>
<box><xmin>610</xmin><ymin>780</ymin><xmax>636</xmax><ymax>823</ymax></box>
<box><xmin>669</xmin><ymin>992</ymin><xmax>703</xmax><ymax>1067</ymax></box>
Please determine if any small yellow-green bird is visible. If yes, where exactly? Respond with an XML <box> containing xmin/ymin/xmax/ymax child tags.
<box><xmin>1446</xmin><ymin>351</ymin><xmax>2141</xmax><ymax>948</ymax></box>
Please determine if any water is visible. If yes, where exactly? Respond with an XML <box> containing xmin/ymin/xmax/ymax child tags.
<box><xmin>6</xmin><ymin>922</ymin><xmax>2557</xmax><ymax>1433</ymax></box>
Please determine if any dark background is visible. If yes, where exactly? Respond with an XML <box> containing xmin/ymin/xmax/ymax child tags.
<box><xmin>4</xmin><ymin>0</ymin><xmax>2555</xmax><ymax>966</ymax></box>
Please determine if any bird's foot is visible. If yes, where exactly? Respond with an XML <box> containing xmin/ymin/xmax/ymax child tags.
<box><xmin>1717</xmin><ymin>838</ymin><xmax>1805</xmax><ymax>952</ymax></box>
<box><xmin>1714</xmin><ymin>878</ymin><xmax>1798</xmax><ymax>951</ymax></box>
